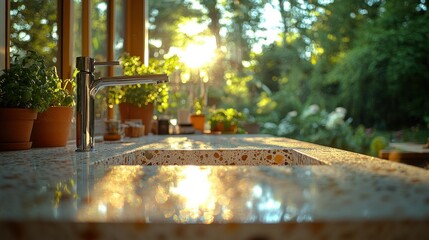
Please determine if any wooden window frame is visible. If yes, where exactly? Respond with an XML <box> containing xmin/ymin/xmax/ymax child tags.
<box><xmin>1</xmin><ymin>0</ymin><xmax>9</xmax><ymax>69</ymax></box>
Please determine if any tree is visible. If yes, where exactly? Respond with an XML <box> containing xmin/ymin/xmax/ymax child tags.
<box><xmin>331</xmin><ymin>0</ymin><xmax>429</xmax><ymax>129</ymax></box>
<box><xmin>10</xmin><ymin>0</ymin><xmax>58</xmax><ymax>67</ymax></box>
<box><xmin>223</xmin><ymin>0</ymin><xmax>266</xmax><ymax>72</ymax></box>
<box><xmin>307</xmin><ymin>0</ymin><xmax>382</xmax><ymax>109</ymax></box>
<box><xmin>148</xmin><ymin>0</ymin><xmax>202</xmax><ymax>58</ymax></box>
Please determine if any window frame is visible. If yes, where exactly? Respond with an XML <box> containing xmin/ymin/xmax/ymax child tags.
<box><xmin>1</xmin><ymin>0</ymin><xmax>9</xmax><ymax>70</ymax></box>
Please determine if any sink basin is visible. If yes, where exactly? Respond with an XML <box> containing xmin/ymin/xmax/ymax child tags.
<box><xmin>97</xmin><ymin>149</ymin><xmax>325</xmax><ymax>167</ymax></box>
<box><xmin>79</xmin><ymin>148</ymin><xmax>326</xmax><ymax>223</ymax></box>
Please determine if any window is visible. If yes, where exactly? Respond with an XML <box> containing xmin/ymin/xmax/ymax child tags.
<box><xmin>1</xmin><ymin>0</ymin><xmax>148</xmax><ymax>133</ymax></box>
<box><xmin>4</xmin><ymin>0</ymin><xmax>145</xmax><ymax>79</ymax></box>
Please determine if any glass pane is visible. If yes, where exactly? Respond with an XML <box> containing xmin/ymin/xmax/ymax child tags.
<box><xmin>73</xmin><ymin>0</ymin><xmax>82</xmax><ymax>63</ymax></box>
<box><xmin>92</xmin><ymin>0</ymin><xmax>108</xmax><ymax>119</ymax></box>
<box><xmin>10</xmin><ymin>0</ymin><xmax>58</xmax><ymax>67</ymax></box>
<box><xmin>91</xmin><ymin>0</ymin><xmax>107</xmax><ymax>62</ymax></box>
<box><xmin>114</xmin><ymin>0</ymin><xmax>125</xmax><ymax>75</ymax></box>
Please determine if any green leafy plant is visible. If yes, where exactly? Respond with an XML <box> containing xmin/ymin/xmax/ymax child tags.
<box><xmin>370</xmin><ymin>136</ymin><xmax>388</xmax><ymax>157</ymax></box>
<box><xmin>48</xmin><ymin>68</ymin><xmax>75</xmax><ymax>107</ymax></box>
<box><xmin>261</xmin><ymin>104</ymin><xmax>384</xmax><ymax>155</ymax></box>
<box><xmin>113</xmin><ymin>54</ymin><xmax>181</xmax><ymax>112</ymax></box>
<box><xmin>0</xmin><ymin>51</ymin><xmax>56</xmax><ymax>112</ymax></box>
<box><xmin>193</xmin><ymin>97</ymin><xmax>204</xmax><ymax>115</ymax></box>
<box><xmin>209</xmin><ymin>108</ymin><xmax>245</xmax><ymax>130</ymax></box>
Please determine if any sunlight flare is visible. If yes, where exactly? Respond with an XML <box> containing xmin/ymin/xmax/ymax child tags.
<box><xmin>170</xmin><ymin>36</ymin><xmax>217</xmax><ymax>69</ymax></box>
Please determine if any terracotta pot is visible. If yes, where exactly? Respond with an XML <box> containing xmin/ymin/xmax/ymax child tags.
<box><xmin>190</xmin><ymin>114</ymin><xmax>205</xmax><ymax>132</ymax></box>
<box><xmin>0</xmin><ymin>108</ymin><xmax>38</xmax><ymax>151</ymax></box>
<box><xmin>31</xmin><ymin>106</ymin><xmax>73</xmax><ymax>147</ymax></box>
<box><xmin>212</xmin><ymin>123</ymin><xmax>237</xmax><ymax>134</ymax></box>
<box><xmin>119</xmin><ymin>102</ymin><xmax>154</xmax><ymax>135</ymax></box>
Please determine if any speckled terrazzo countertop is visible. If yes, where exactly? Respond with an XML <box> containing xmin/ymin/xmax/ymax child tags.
<box><xmin>0</xmin><ymin>135</ymin><xmax>428</xmax><ymax>240</ymax></box>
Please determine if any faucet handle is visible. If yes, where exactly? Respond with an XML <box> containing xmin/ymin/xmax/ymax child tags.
<box><xmin>76</xmin><ymin>56</ymin><xmax>120</xmax><ymax>73</ymax></box>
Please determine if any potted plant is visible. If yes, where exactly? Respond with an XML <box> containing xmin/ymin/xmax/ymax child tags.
<box><xmin>114</xmin><ymin>54</ymin><xmax>180</xmax><ymax>135</ymax></box>
<box><xmin>190</xmin><ymin>97</ymin><xmax>206</xmax><ymax>132</ymax></box>
<box><xmin>30</xmin><ymin>68</ymin><xmax>75</xmax><ymax>148</ymax></box>
<box><xmin>209</xmin><ymin>108</ymin><xmax>245</xmax><ymax>134</ymax></box>
<box><xmin>0</xmin><ymin>51</ymin><xmax>53</xmax><ymax>150</ymax></box>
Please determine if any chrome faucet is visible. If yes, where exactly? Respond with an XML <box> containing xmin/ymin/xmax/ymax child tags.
<box><xmin>75</xmin><ymin>56</ymin><xmax>168</xmax><ymax>152</ymax></box>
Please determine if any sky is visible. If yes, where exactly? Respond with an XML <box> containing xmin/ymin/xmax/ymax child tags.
<box><xmin>186</xmin><ymin>0</ymin><xmax>283</xmax><ymax>53</ymax></box>
<box><xmin>254</xmin><ymin>3</ymin><xmax>283</xmax><ymax>53</ymax></box>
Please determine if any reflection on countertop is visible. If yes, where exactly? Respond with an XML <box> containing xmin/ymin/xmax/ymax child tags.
<box><xmin>75</xmin><ymin>165</ymin><xmax>429</xmax><ymax>223</ymax></box>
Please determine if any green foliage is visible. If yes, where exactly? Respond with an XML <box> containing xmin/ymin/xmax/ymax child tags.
<box><xmin>261</xmin><ymin>104</ymin><xmax>383</xmax><ymax>155</ymax></box>
<box><xmin>370</xmin><ymin>136</ymin><xmax>388</xmax><ymax>157</ymax></box>
<box><xmin>393</xmin><ymin>127</ymin><xmax>429</xmax><ymax>143</ymax></box>
<box><xmin>117</xmin><ymin>54</ymin><xmax>182</xmax><ymax>112</ymax></box>
<box><xmin>193</xmin><ymin>97</ymin><xmax>204</xmax><ymax>115</ymax></box>
<box><xmin>222</xmin><ymin>0</ymin><xmax>266</xmax><ymax>67</ymax></box>
<box><xmin>221</xmin><ymin>71</ymin><xmax>253</xmax><ymax>109</ymax></box>
<box><xmin>327</xmin><ymin>0</ymin><xmax>429</xmax><ymax>129</ymax></box>
<box><xmin>245</xmin><ymin>0</ymin><xmax>428</xmax><ymax>155</ymax></box>
<box><xmin>209</xmin><ymin>108</ymin><xmax>245</xmax><ymax>130</ymax></box>
<box><xmin>48</xmin><ymin>70</ymin><xmax>76</xmax><ymax>107</ymax></box>
<box><xmin>147</xmin><ymin>0</ymin><xmax>427</xmax><ymax>154</ymax></box>
<box><xmin>90</xmin><ymin>0</ymin><xmax>108</xmax><ymax>60</ymax></box>
<box><xmin>10</xmin><ymin>0</ymin><xmax>58</xmax><ymax>67</ymax></box>
<box><xmin>148</xmin><ymin>0</ymin><xmax>203</xmax><ymax>58</ymax></box>
<box><xmin>0</xmin><ymin>51</ymin><xmax>73</xmax><ymax>112</ymax></box>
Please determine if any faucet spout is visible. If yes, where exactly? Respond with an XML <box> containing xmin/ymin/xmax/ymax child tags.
<box><xmin>75</xmin><ymin>56</ymin><xmax>169</xmax><ymax>152</ymax></box>
<box><xmin>90</xmin><ymin>74</ymin><xmax>168</xmax><ymax>96</ymax></box>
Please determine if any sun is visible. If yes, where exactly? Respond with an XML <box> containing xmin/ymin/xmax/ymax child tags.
<box><xmin>180</xmin><ymin>37</ymin><xmax>217</xmax><ymax>68</ymax></box>
<box><xmin>167</xmin><ymin>17</ymin><xmax>218</xmax><ymax>68</ymax></box>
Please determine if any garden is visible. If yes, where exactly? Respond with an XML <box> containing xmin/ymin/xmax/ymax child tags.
<box><xmin>146</xmin><ymin>0</ymin><xmax>429</xmax><ymax>156</ymax></box>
